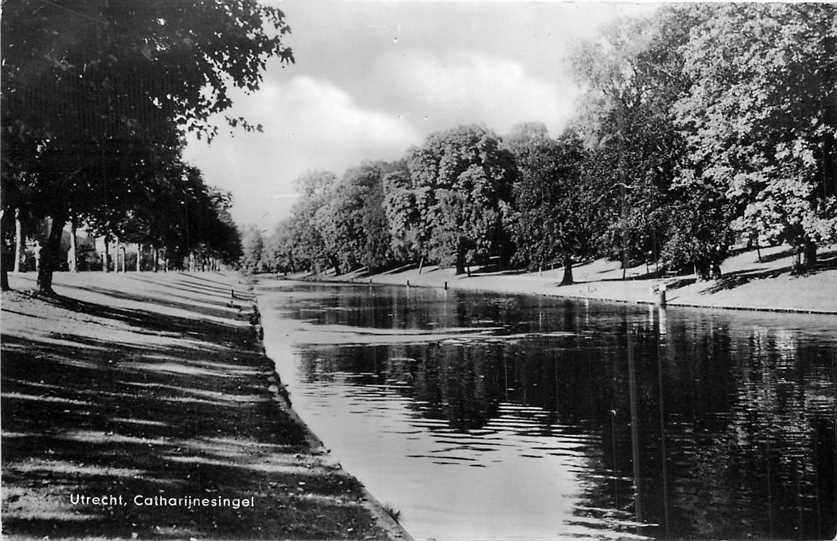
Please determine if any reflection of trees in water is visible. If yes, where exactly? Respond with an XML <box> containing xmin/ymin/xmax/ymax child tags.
<box><xmin>392</xmin><ymin>343</ymin><xmax>503</xmax><ymax>430</ymax></box>
<box><xmin>635</xmin><ymin>317</ymin><xmax>836</xmax><ymax>539</ymax></box>
<box><xmin>292</xmin><ymin>291</ymin><xmax>835</xmax><ymax>539</ymax></box>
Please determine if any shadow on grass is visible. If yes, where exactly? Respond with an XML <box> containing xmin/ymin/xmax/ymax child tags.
<box><xmin>1</xmin><ymin>273</ymin><xmax>388</xmax><ymax>540</ymax></box>
<box><xmin>750</xmin><ymin>247</ymin><xmax>795</xmax><ymax>263</ymax></box>
<box><xmin>469</xmin><ymin>267</ymin><xmax>530</xmax><ymax>277</ymax></box>
<box><xmin>704</xmin><ymin>248</ymin><xmax>837</xmax><ymax>294</ymax></box>
<box><xmin>67</xmin><ymin>284</ymin><xmax>245</xmax><ymax>322</ymax></box>
<box><xmin>590</xmin><ymin>269</ymin><xmax>667</xmax><ymax>283</ymax></box>
<box><xmin>667</xmin><ymin>277</ymin><xmax>697</xmax><ymax>290</ymax></box>
<box><xmin>129</xmin><ymin>272</ymin><xmax>256</xmax><ymax>302</ymax></box>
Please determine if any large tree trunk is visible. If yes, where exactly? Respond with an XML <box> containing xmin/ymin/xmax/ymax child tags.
<box><xmin>792</xmin><ymin>240</ymin><xmax>818</xmax><ymax>272</ymax></box>
<box><xmin>13</xmin><ymin>207</ymin><xmax>22</xmax><ymax>273</ymax></box>
<box><xmin>560</xmin><ymin>255</ymin><xmax>574</xmax><ymax>286</ymax></box>
<box><xmin>67</xmin><ymin>215</ymin><xmax>78</xmax><ymax>273</ymax></box>
<box><xmin>287</xmin><ymin>250</ymin><xmax>296</xmax><ymax>274</ymax></box>
<box><xmin>1</xmin><ymin>208</ymin><xmax>8</xmax><ymax>291</ymax></box>
<box><xmin>1</xmin><ymin>259</ymin><xmax>8</xmax><ymax>291</ymax></box>
<box><xmin>135</xmin><ymin>243</ymin><xmax>141</xmax><ymax>272</ymax></box>
<box><xmin>455</xmin><ymin>256</ymin><xmax>466</xmax><ymax>276</ymax></box>
<box><xmin>803</xmin><ymin>240</ymin><xmax>817</xmax><ymax>268</ymax></box>
<box><xmin>693</xmin><ymin>260</ymin><xmax>711</xmax><ymax>282</ymax></box>
<box><xmin>153</xmin><ymin>246</ymin><xmax>159</xmax><ymax>272</ymax></box>
<box><xmin>455</xmin><ymin>242</ymin><xmax>467</xmax><ymax>276</ymax></box>
<box><xmin>103</xmin><ymin>235</ymin><xmax>111</xmax><ymax>272</ymax></box>
<box><xmin>119</xmin><ymin>245</ymin><xmax>127</xmax><ymax>273</ymax></box>
<box><xmin>36</xmin><ymin>214</ymin><xmax>67</xmax><ymax>295</ymax></box>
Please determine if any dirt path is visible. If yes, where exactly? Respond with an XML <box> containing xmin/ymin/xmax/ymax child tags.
<box><xmin>1</xmin><ymin>271</ymin><xmax>409</xmax><ymax>540</ymax></box>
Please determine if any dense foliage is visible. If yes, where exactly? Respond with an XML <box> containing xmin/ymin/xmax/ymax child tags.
<box><xmin>1</xmin><ymin>0</ymin><xmax>292</xmax><ymax>292</ymax></box>
<box><xmin>261</xmin><ymin>4</ymin><xmax>835</xmax><ymax>282</ymax></box>
<box><xmin>674</xmin><ymin>4</ymin><xmax>836</xmax><ymax>269</ymax></box>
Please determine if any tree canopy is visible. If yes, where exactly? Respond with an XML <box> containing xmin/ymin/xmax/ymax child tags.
<box><xmin>673</xmin><ymin>3</ymin><xmax>837</xmax><ymax>266</ymax></box>
<box><xmin>1</xmin><ymin>0</ymin><xmax>293</xmax><ymax>291</ymax></box>
<box><xmin>402</xmin><ymin>125</ymin><xmax>517</xmax><ymax>274</ymax></box>
<box><xmin>509</xmin><ymin>129</ymin><xmax>595</xmax><ymax>284</ymax></box>
<box><xmin>245</xmin><ymin>4</ymin><xmax>837</xmax><ymax>283</ymax></box>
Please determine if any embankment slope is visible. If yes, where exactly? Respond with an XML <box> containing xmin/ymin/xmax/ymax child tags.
<box><xmin>328</xmin><ymin>244</ymin><xmax>837</xmax><ymax>314</ymax></box>
<box><xmin>1</xmin><ymin>271</ymin><xmax>409</xmax><ymax>540</ymax></box>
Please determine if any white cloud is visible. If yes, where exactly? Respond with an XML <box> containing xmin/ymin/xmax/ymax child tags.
<box><xmin>184</xmin><ymin>3</ymin><xmax>662</xmax><ymax>229</ymax></box>
<box><xmin>278</xmin><ymin>76</ymin><xmax>420</xmax><ymax>154</ymax></box>
<box><xmin>184</xmin><ymin>75</ymin><xmax>421</xmax><ymax>228</ymax></box>
<box><xmin>372</xmin><ymin>49</ymin><xmax>579</xmax><ymax>136</ymax></box>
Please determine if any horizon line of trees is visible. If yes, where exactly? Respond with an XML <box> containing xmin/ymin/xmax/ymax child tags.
<box><xmin>250</xmin><ymin>3</ymin><xmax>835</xmax><ymax>283</ymax></box>
<box><xmin>1</xmin><ymin>0</ymin><xmax>295</xmax><ymax>294</ymax></box>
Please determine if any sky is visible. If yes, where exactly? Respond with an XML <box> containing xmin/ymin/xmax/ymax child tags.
<box><xmin>182</xmin><ymin>1</ymin><xmax>661</xmax><ymax>230</ymax></box>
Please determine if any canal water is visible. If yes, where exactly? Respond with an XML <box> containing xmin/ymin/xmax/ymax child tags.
<box><xmin>259</xmin><ymin>281</ymin><xmax>837</xmax><ymax>541</ymax></box>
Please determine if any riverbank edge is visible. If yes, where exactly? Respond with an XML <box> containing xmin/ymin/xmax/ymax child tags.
<box><xmin>294</xmin><ymin>273</ymin><xmax>837</xmax><ymax>316</ymax></box>
<box><xmin>1</xmin><ymin>271</ymin><xmax>413</xmax><ymax>541</ymax></box>
<box><xmin>248</xmin><ymin>278</ymin><xmax>415</xmax><ymax>541</ymax></box>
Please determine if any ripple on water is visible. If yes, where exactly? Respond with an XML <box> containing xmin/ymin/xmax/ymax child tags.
<box><xmin>260</xmin><ymin>284</ymin><xmax>837</xmax><ymax>541</ymax></box>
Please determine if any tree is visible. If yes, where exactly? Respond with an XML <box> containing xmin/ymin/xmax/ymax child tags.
<box><xmin>382</xmin><ymin>169</ymin><xmax>424</xmax><ymax>269</ymax></box>
<box><xmin>203</xmin><ymin>199</ymin><xmax>243</xmax><ymax>268</ymax></box>
<box><xmin>504</xmin><ymin>122</ymin><xmax>550</xmax><ymax>152</ymax></box>
<box><xmin>660</xmin><ymin>188</ymin><xmax>735</xmax><ymax>280</ymax></box>
<box><xmin>509</xmin><ymin>130</ymin><xmax>593</xmax><ymax>285</ymax></box>
<box><xmin>283</xmin><ymin>171</ymin><xmax>337</xmax><ymax>273</ymax></box>
<box><xmin>263</xmin><ymin>224</ymin><xmax>297</xmax><ymax>274</ymax></box>
<box><xmin>1</xmin><ymin>0</ymin><xmax>293</xmax><ymax>293</ymax></box>
<box><xmin>674</xmin><ymin>3</ymin><xmax>837</xmax><ymax>271</ymax></box>
<box><xmin>358</xmin><ymin>162</ymin><xmax>403</xmax><ymax>272</ymax></box>
<box><xmin>360</xmin><ymin>179</ymin><xmax>393</xmax><ymax>272</ymax></box>
<box><xmin>313</xmin><ymin>167</ymin><xmax>373</xmax><ymax>274</ymax></box>
<box><xmin>316</xmin><ymin>161</ymin><xmax>401</xmax><ymax>274</ymax></box>
<box><xmin>404</xmin><ymin>125</ymin><xmax>517</xmax><ymax>274</ymax></box>
<box><xmin>241</xmin><ymin>227</ymin><xmax>265</xmax><ymax>273</ymax></box>
<box><xmin>572</xmin><ymin>6</ymin><xmax>706</xmax><ymax>274</ymax></box>
<box><xmin>181</xmin><ymin>181</ymin><xmax>242</xmax><ymax>269</ymax></box>
<box><xmin>0</xmin><ymin>168</ymin><xmax>24</xmax><ymax>290</ymax></box>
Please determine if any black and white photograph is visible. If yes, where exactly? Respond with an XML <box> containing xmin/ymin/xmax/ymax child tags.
<box><xmin>1</xmin><ymin>1</ymin><xmax>836</xmax><ymax>540</ymax></box>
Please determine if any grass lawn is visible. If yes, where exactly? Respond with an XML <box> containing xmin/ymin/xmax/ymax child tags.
<box><xmin>325</xmin><ymin>244</ymin><xmax>837</xmax><ymax>314</ymax></box>
<box><xmin>1</xmin><ymin>271</ymin><xmax>408</xmax><ymax>540</ymax></box>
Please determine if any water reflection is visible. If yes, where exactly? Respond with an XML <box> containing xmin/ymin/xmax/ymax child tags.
<box><xmin>261</xmin><ymin>283</ymin><xmax>836</xmax><ymax>541</ymax></box>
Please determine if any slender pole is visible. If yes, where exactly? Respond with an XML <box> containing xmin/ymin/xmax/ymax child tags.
<box><xmin>657</xmin><ymin>324</ymin><xmax>670</xmax><ymax>538</ymax></box>
<box><xmin>618</xmin><ymin>106</ymin><xmax>628</xmax><ymax>281</ymax></box>
<box><xmin>621</xmin><ymin>183</ymin><xmax>628</xmax><ymax>280</ymax></box>
<box><xmin>627</xmin><ymin>326</ymin><xmax>642</xmax><ymax>523</ymax></box>
<box><xmin>13</xmin><ymin>208</ymin><xmax>22</xmax><ymax>273</ymax></box>
<box><xmin>68</xmin><ymin>213</ymin><xmax>78</xmax><ymax>272</ymax></box>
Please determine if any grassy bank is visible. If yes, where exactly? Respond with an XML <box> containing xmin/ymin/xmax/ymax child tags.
<box><xmin>1</xmin><ymin>272</ymin><xmax>409</xmax><ymax>540</ymax></box>
<box><xmin>323</xmin><ymin>244</ymin><xmax>837</xmax><ymax>314</ymax></box>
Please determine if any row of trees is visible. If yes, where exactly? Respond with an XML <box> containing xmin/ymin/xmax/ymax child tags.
<box><xmin>253</xmin><ymin>4</ymin><xmax>835</xmax><ymax>283</ymax></box>
<box><xmin>1</xmin><ymin>0</ymin><xmax>294</xmax><ymax>293</ymax></box>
